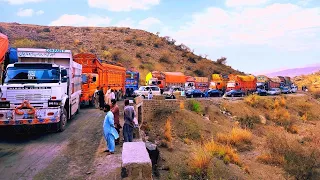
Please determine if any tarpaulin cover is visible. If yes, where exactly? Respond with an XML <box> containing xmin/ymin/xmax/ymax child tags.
<box><xmin>163</xmin><ymin>72</ymin><xmax>186</xmax><ymax>83</ymax></box>
<box><xmin>194</xmin><ymin>77</ymin><xmax>209</xmax><ymax>82</ymax></box>
<box><xmin>0</xmin><ymin>33</ymin><xmax>9</xmax><ymax>63</ymax></box>
<box><xmin>211</xmin><ymin>74</ymin><xmax>223</xmax><ymax>81</ymax></box>
<box><xmin>9</xmin><ymin>48</ymin><xmax>18</xmax><ymax>64</ymax></box>
<box><xmin>256</xmin><ymin>75</ymin><xmax>270</xmax><ymax>83</ymax></box>
<box><xmin>237</xmin><ymin>75</ymin><xmax>256</xmax><ymax>82</ymax></box>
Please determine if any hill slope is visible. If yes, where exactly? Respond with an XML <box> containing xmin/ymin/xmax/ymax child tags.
<box><xmin>0</xmin><ymin>22</ymin><xmax>241</xmax><ymax>83</ymax></box>
<box><xmin>266</xmin><ymin>65</ymin><xmax>320</xmax><ymax>77</ymax></box>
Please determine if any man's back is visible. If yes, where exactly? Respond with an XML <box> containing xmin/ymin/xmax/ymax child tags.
<box><xmin>124</xmin><ymin>105</ymin><xmax>134</xmax><ymax>125</ymax></box>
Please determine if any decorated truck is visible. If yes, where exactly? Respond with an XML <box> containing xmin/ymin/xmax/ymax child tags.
<box><xmin>0</xmin><ymin>48</ymin><xmax>82</xmax><ymax>132</ymax></box>
<box><xmin>256</xmin><ymin>75</ymin><xmax>280</xmax><ymax>90</ymax></box>
<box><xmin>194</xmin><ymin>77</ymin><xmax>209</xmax><ymax>92</ymax></box>
<box><xmin>125</xmin><ymin>70</ymin><xmax>139</xmax><ymax>97</ymax></box>
<box><xmin>210</xmin><ymin>74</ymin><xmax>228</xmax><ymax>92</ymax></box>
<box><xmin>185</xmin><ymin>76</ymin><xmax>195</xmax><ymax>90</ymax></box>
<box><xmin>227</xmin><ymin>74</ymin><xmax>257</xmax><ymax>94</ymax></box>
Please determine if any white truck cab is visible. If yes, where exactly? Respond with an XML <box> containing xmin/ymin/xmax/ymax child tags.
<box><xmin>0</xmin><ymin>48</ymin><xmax>82</xmax><ymax>132</ymax></box>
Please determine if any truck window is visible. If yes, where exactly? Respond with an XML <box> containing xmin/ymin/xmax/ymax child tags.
<box><xmin>151</xmin><ymin>87</ymin><xmax>159</xmax><ymax>91</ymax></box>
<box><xmin>157</xmin><ymin>81</ymin><xmax>161</xmax><ymax>85</ymax></box>
<box><xmin>92</xmin><ymin>76</ymin><xmax>97</xmax><ymax>82</ymax></box>
<box><xmin>5</xmin><ymin>66</ymin><xmax>60</xmax><ymax>84</ymax></box>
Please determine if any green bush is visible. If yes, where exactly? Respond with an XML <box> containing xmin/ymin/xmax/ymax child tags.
<box><xmin>189</xmin><ymin>100</ymin><xmax>202</xmax><ymax>114</ymax></box>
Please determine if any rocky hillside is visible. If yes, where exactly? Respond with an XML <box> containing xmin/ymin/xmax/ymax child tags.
<box><xmin>0</xmin><ymin>22</ymin><xmax>241</xmax><ymax>83</ymax></box>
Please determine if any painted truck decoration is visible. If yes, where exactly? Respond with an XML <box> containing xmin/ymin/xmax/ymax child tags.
<box><xmin>0</xmin><ymin>48</ymin><xmax>82</xmax><ymax>132</ymax></box>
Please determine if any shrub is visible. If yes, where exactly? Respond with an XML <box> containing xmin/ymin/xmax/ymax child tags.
<box><xmin>193</xmin><ymin>69</ymin><xmax>204</xmax><ymax>76</ymax></box>
<box><xmin>12</xmin><ymin>38</ymin><xmax>36</xmax><ymax>48</ymax></box>
<box><xmin>159</xmin><ymin>50</ymin><xmax>171</xmax><ymax>63</ymax></box>
<box><xmin>189</xmin><ymin>148</ymin><xmax>211</xmax><ymax>178</ymax></box>
<box><xmin>186</xmin><ymin>52</ymin><xmax>197</xmax><ymax>63</ymax></box>
<box><xmin>154</xmin><ymin>38</ymin><xmax>164</xmax><ymax>48</ymax></box>
<box><xmin>42</xmin><ymin>27</ymin><xmax>51</xmax><ymax>32</ymax></box>
<box><xmin>135</xmin><ymin>38</ymin><xmax>143</xmax><ymax>46</ymax></box>
<box><xmin>272</xmin><ymin>108</ymin><xmax>293</xmax><ymax>129</ymax></box>
<box><xmin>164</xmin><ymin>118</ymin><xmax>173</xmax><ymax>142</ymax></box>
<box><xmin>216</xmin><ymin>57</ymin><xmax>227</xmax><ymax>64</ymax></box>
<box><xmin>124</xmin><ymin>36</ymin><xmax>133</xmax><ymax>43</ymax></box>
<box><xmin>257</xmin><ymin>153</ymin><xmax>285</xmax><ymax>165</ymax></box>
<box><xmin>280</xmin><ymin>96</ymin><xmax>286</xmax><ymax>107</ymax></box>
<box><xmin>244</xmin><ymin>94</ymin><xmax>260</xmax><ymax>107</ymax></box>
<box><xmin>110</xmin><ymin>49</ymin><xmax>123</xmax><ymax>61</ymax></box>
<box><xmin>188</xmin><ymin>100</ymin><xmax>202</xmax><ymax>114</ymax></box>
<box><xmin>217</xmin><ymin>128</ymin><xmax>252</xmax><ymax>149</ymax></box>
<box><xmin>237</xmin><ymin>115</ymin><xmax>260</xmax><ymax>129</ymax></box>
<box><xmin>102</xmin><ymin>50</ymin><xmax>112</xmax><ymax>59</ymax></box>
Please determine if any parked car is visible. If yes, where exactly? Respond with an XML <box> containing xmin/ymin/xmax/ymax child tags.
<box><xmin>225</xmin><ymin>90</ymin><xmax>245</xmax><ymax>97</ymax></box>
<box><xmin>290</xmin><ymin>86</ymin><xmax>298</xmax><ymax>93</ymax></box>
<box><xmin>163</xmin><ymin>87</ymin><xmax>183</xmax><ymax>99</ymax></box>
<box><xmin>281</xmin><ymin>87</ymin><xmax>291</xmax><ymax>94</ymax></box>
<box><xmin>206</xmin><ymin>89</ymin><xmax>223</xmax><ymax>97</ymax></box>
<box><xmin>133</xmin><ymin>86</ymin><xmax>161</xmax><ymax>98</ymax></box>
<box><xmin>256</xmin><ymin>88</ymin><xmax>267</xmax><ymax>96</ymax></box>
<box><xmin>186</xmin><ymin>89</ymin><xmax>204</xmax><ymax>98</ymax></box>
<box><xmin>267</xmin><ymin>88</ymin><xmax>281</xmax><ymax>95</ymax></box>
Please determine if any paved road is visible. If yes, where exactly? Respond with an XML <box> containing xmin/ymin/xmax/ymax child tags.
<box><xmin>0</xmin><ymin>107</ymin><xmax>108</xmax><ymax>180</ymax></box>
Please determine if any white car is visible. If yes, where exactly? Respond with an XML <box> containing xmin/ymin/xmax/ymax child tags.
<box><xmin>290</xmin><ymin>86</ymin><xmax>298</xmax><ymax>93</ymax></box>
<box><xmin>163</xmin><ymin>87</ymin><xmax>183</xmax><ymax>99</ymax></box>
<box><xmin>133</xmin><ymin>86</ymin><xmax>161</xmax><ymax>99</ymax></box>
<box><xmin>267</xmin><ymin>88</ymin><xmax>281</xmax><ymax>95</ymax></box>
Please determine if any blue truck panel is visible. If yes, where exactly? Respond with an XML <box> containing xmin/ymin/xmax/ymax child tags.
<box><xmin>125</xmin><ymin>71</ymin><xmax>139</xmax><ymax>97</ymax></box>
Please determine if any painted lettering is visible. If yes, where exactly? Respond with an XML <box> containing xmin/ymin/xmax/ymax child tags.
<box><xmin>46</xmin><ymin>49</ymin><xmax>65</xmax><ymax>53</ymax></box>
<box><xmin>18</xmin><ymin>52</ymin><xmax>56</xmax><ymax>58</ymax></box>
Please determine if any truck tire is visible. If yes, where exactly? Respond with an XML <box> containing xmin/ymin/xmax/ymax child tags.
<box><xmin>56</xmin><ymin>108</ymin><xmax>67</xmax><ymax>132</ymax></box>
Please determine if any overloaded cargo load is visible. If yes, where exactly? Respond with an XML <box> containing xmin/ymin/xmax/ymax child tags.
<box><xmin>256</xmin><ymin>75</ymin><xmax>280</xmax><ymax>90</ymax></box>
<box><xmin>210</xmin><ymin>74</ymin><xmax>228</xmax><ymax>91</ymax></box>
<box><xmin>227</xmin><ymin>74</ymin><xmax>257</xmax><ymax>93</ymax></box>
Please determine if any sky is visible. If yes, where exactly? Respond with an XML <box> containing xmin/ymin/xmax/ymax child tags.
<box><xmin>0</xmin><ymin>0</ymin><xmax>319</xmax><ymax>74</ymax></box>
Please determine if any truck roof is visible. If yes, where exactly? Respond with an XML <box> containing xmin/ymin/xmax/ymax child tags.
<box><xmin>8</xmin><ymin>62</ymin><xmax>60</xmax><ymax>68</ymax></box>
<box><xmin>17</xmin><ymin>48</ymin><xmax>72</xmax><ymax>59</ymax></box>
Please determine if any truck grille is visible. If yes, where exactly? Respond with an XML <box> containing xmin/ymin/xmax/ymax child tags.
<box><xmin>6</xmin><ymin>89</ymin><xmax>52</xmax><ymax>102</ymax></box>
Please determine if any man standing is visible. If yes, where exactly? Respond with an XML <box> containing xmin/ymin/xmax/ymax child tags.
<box><xmin>94</xmin><ymin>87</ymin><xmax>99</xmax><ymax>108</ymax></box>
<box><xmin>111</xmin><ymin>99</ymin><xmax>121</xmax><ymax>145</ymax></box>
<box><xmin>123</xmin><ymin>99</ymin><xmax>135</xmax><ymax>142</ymax></box>
<box><xmin>103</xmin><ymin>104</ymin><xmax>119</xmax><ymax>154</ymax></box>
<box><xmin>98</xmin><ymin>87</ymin><xmax>104</xmax><ymax>110</ymax></box>
<box><xmin>110</xmin><ymin>89</ymin><xmax>116</xmax><ymax>102</ymax></box>
<box><xmin>105</xmin><ymin>86</ymin><xmax>111</xmax><ymax>105</ymax></box>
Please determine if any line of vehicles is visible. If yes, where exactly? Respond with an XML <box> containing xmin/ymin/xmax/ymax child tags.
<box><xmin>0</xmin><ymin>32</ymin><xmax>299</xmax><ymax>132</ymax></box>
<box><xmin>133</xmin><ymin>71</ymin><xmax>298</xmax><ymax>99</ymax></box>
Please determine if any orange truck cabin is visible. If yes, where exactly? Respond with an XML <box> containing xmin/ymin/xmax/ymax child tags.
<box><xmin>146</xmin><ymin>71</ymin><xmax>186</xmax><ymax>92</ymax></box>
<box><xmin>210</xmin><ymin>74</ymin><xmax>228</xmax><ymax>91</ymax></box>
<box><xmin>227</xmin><ymin>74</ymin><xmax>257</xmax><ymax>94</ymax></box>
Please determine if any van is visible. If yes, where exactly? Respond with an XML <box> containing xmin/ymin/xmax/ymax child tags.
<box><xmin>133</xmin><ymin>86</ymin><xmax>161</xmax><ymax>99</ymax></box>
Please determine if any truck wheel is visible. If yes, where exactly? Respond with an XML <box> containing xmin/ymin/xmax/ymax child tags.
<box><xmin>142</xmin><ymin>95</ymin><xmax>146</xmax><ymax>99</ymax></box>
<box><xmin>57</xmin><ymin>108</ymin><xmax>67</xmax><ymax>132</ymax></box>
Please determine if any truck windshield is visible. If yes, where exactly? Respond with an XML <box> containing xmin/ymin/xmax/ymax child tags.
<box><xmin>5</xmin><ymin>67</ymin><xmax>60</xmax><ymax>84</ymax></box>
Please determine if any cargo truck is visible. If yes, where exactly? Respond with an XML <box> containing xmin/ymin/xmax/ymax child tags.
<box><xmin>210</xmin><ymin>74</ymin><xmax>228</xmax><ymax>92</ymax></box>
<box><xmin>73</xmin><ymin>53</ymin><xmax>126</xmax><ymax>106</ymax></box>
<box><xmin>227</xmin><ymin>74</ymin><xmax>257</xmax><ymax>94</ymax></box>
<box><xmin>185</xmin><ymin>76</ymin><xmax>195</xmax><ymax>91</ymax></box>
<box><xmin>125</xmin><ymin>70</ymin><xmax>139</xmax><ymax>97</ymax></box>
<box><xmin>0</xmin><ymin>48</ymin><xmax>82</xmax><ymax>132</ymax></box>
<box><xmin>146</xmin><ymin>71</ymin><xmax>186</xmax><ymax>93</ymax></box>
<box><xmin>194</xmin><ymin>77</ymin><xmax>209</xmax><ymax>92</ymax></box>
<box><xmin>0</xmin><ymin>33</ymin><xmax>9</xmax><ymax>82</ymax></box>
<box><xmin>256</xmin><ymin>75</ymin><xmax>280</xmax><ymax>90</ymax></box>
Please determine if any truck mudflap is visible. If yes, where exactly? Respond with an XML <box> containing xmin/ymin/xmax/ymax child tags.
<box><xmin>0</xmin><ymin>100</ymin><xmax>61</xmax><ymax>126</ymax></box>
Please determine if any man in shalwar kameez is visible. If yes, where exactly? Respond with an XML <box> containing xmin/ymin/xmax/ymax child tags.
<box><xmin>103</xmin><ymin>104</ymin><xmax>119</xmax><ymax>154</ymax></box>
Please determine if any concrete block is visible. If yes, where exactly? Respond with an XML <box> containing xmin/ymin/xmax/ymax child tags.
<box><xmin>122</xmin><ymin>142</ymin><xmax>152</xmax><ymax>180</ymax></box>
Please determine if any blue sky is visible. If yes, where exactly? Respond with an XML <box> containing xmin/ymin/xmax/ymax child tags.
<box><xmin>1</xmin><ymin>0</ymin><xmax>319</xmax><ymax>74</ymax></box>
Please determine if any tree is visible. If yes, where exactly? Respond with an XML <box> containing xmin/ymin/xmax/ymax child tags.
<box><xmin>217</xmin><ymin>57</ymin><xmax>227</xmax><ymax>65</ymax></box>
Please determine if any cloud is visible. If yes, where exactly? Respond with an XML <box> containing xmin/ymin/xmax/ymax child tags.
<box><xmin>36</xmin><ymin>10</ymin><xmax>44</xmax><ymax>15</ymax></box>
<box><xmin>225</xmin><ymin>0</ymin><xmax>268</xmax><ymax>7</ymax></box>
<box><xmin>297</xmin><ymin>0</ymin><xmax>312</xmax><ymax>6</ymax></box>
<box><xmin>138</xmin><ymin>17</ymin><xmax>162</xmax><ymax>29</ymax></box>
<box><xmin>17</xmin><ymin>8</ymin><xmax>34</xmax><ymax>17</ymax></box>
<box><xmin>49</xmin><ymin>14</ymin><xmax>111</xmax><ymax>27</ymax></box>
<box><xmin>3</xmin><ymin>0</ymin><xmax>43</xmax><ymax>5</ymax></box>
<box><xmin>16</xmin><ymin>8</ymin><xmax>44</xmax><ymax>17</ymax></box>
<box><xmin>167</xmin><ymin>3</ymin><xmax>320</xmax><ymax>52</ymax></box>
<box><xmin>88</xmin><ymin>0</ymin><xmax>160</xmax><ymax>12</ymax></box>
<box><xmin>114</xmin><ymin>18</ymin><xmax>135</xmax><ymax>27</ymax></box>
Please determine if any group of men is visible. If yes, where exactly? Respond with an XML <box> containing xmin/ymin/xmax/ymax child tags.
<box><xmin>95</xmin><ymin>87</ymin><xmax>136</xmax><ymax>155</ymax></box>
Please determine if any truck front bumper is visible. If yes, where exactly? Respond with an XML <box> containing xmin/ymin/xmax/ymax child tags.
<box><xmin>0</xmin><ymin>108</ymin><xmax>61</xmax><ymax>126</ymax></box>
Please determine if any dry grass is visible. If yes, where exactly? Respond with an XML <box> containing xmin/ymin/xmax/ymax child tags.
<box><xmin>189</xmin><ymin>148</ymin><xmax>211</xmax><ymax>178</ymax></box>
<box><xmin>272</xmin><ymin>108</ymin><xmax>292</xmax><ymax>128</ymax></box>
<box><xmin>280</xmin><ymin>96</ymin><xmax>286</xmax><ymax>107</ymax></box>
<box><xmin>217</xmin><ymin>128</ymin><xmax>252</xmax><ymax>147</ymax></box>
<box><xmin>257</xmin><ymin>153</ymin><xmax>285</xmax><ymax>165</ymax></box>
<box><xmin>164</xmin><ymin>118</ymin><xmax>173</xmax><ymax>142</ymax></box>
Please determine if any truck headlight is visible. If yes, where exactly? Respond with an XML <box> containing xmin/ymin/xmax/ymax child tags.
<box><xmin>48</xmin><ymin>100</ymin><xmax>62</xmax><ymax>107</ymax></box>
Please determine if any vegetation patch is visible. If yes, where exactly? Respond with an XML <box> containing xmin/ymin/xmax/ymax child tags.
<box><xmin>217</xmin><ymin>128</ymin><xmax>253</xmax><ymax>151</ymax></box>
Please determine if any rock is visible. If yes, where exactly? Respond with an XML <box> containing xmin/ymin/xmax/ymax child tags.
<box><xmin>214</xmin><ymin>121</ymin><xmax>218</xmax><ymax>124</ymax></box>
<box><xmin>86</xmin><ymin>171</ymin><xmax>91</xmax><ymax>175</ymax></box>
<box><xmin>259</xmin><ymin>115</ymin><xmax>267</xmax><ymax>124</ymax></box>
